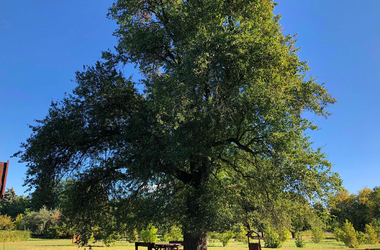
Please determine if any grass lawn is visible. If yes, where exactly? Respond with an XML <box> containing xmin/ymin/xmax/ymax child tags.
<box><xmin>2</xmin><ymin>234</ymin><xmax>380</xmax><ymax>250</ymax></box>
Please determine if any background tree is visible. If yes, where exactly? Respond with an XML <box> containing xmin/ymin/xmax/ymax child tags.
<box><xmin>329</xmin><ymin>187</ymin><xmax>380</xmax><ymax>231</ymax></box>
<box><xmin>0</xmin><ymin>188</ymin><xmax>31</xmax><ymax>219</ymax></box>
<box><xmin>16</xmin><ymin>0</ymin><xmax>340</xmax><ymax>249</ymax></box>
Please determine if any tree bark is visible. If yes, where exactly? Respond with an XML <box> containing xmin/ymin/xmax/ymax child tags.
<box><xmin>291</xmin><ymin>232</ymin><xmax>295</xmax><ymax>239</ymax></box>
<box><xmin>184</xmin><ymin>232</ymin><xmax>207</xmax><ymax>250</ymax></box>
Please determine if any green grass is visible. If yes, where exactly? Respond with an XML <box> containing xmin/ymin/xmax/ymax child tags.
<box><xmin>1</xmin><ymin>234</ymin><xmax>380</xmax><ymax>250</ymax></box>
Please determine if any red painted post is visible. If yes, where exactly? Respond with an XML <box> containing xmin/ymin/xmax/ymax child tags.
<box><xmin>0</xmin><ymin>160</ymin><xmax>9</xmax><ymax>201</ymax></box>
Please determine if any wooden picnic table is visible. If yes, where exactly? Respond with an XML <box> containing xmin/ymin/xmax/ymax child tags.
<box><xmin>135</xmin><ymin>242</ymin><xmax>180</xmax><ymax>250</ymax></box>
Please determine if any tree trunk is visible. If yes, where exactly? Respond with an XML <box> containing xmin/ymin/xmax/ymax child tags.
<box><xmin>184</xmin><ymin>232</ymin><xmax>207</xmax><ymax>250</ymax></box>
<box><xmin>291</xmin><ymin>232</ymin><xmax>295</xmax><ymax>239</ymax></box>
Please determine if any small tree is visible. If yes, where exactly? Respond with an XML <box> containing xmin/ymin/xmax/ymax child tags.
<box><xmin>264</xmin><ymin>226</ymin><xmax>286</xmax><ymax>248</ymax></box>
<box><xmin>311</xmin><ymin>226</ymin><xmax>325</xmax><ymax>243</ymax></box>
<box><xmin>365</xmin><ymin>224</ymin><xmax>379</xmax><ymax>244</ymax></box>
<box><xmin>234</xmin><ymin>225</ymin><xmax>248</xmax><ymax>244</ymax></box>
<box><xmin>295</xmin><ymin>232</ymin><xmax>305</xmax><ymax>248</ymax></box>
<box><xmin>14</xmin><ymin>214</ymin><xmax>24</xmax><ymax>230</ymax></box>
<box><xmin>217</xmin><ymin>231</ymin><xmax>234</xmax><ymax>247</ymax></box>
<box><xmin>163</xmin><ymin>225</ymin><xmax>183</xmax><ymax>242</ymax></box>
<box><xmin>334</xmin><ymin>220</ymin><xmax>360</xmax><ymax>248</ymax></box>
<box><xmin>141</xmin><ymin>224</ymin><xmax>158</xmax><ymax>243</ymax></box>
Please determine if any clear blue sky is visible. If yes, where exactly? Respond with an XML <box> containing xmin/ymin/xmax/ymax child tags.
<box><xmin>1</xmin><ymin>0</ymin><xmax>379</xmax><ymax>196</ymax></box>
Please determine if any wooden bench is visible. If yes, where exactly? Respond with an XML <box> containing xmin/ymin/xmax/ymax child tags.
<box><xmin>169</xmin><ymin>241</ymin><xmax>183</xmax><ymax>250</ymax></box>
<box><xmin>135</xmin><ymin>242</ymin><xmax>180</xmax><ymax>250</ymax></box>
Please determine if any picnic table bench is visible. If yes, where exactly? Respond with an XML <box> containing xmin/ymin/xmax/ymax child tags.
<box><xmin>135</xmin><ymin>242</ymin><xmax>180</xmax><ymax>250</ymax></box>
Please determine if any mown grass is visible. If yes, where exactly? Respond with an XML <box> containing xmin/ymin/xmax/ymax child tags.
<box><xmin>2</xmin><ymin>233</ymin><xmax>380</xmax><ymax>250</ymax></box>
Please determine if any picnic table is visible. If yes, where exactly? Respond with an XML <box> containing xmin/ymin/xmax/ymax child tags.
<box><xmin>135</xmin><ymin>242</ymin><xmax>180</xmax><ymax>250</ymax></box>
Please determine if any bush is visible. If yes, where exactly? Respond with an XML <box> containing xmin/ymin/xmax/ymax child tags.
<box><xmin>0</xmin><ymin>230</ymin><xmax>30</xmax><ymax>242</ymax></box>
<box><xmin>334</xmin><ymin>220</ymin><xmax>361</xmax><ymax>248</ymax></box>
<box><xmin>234</xmin><ymin>226</ymin><xmax>248</xmax><ymax>244</ymax></box>
<box><xmin>207</xmin><ymin>232</ymin><xmax>220</xmax><ymax>247</ymax></box>
<box><xmin>295</xmin><ymin>232</ymin><xmax>305</xmax><ymax>248</ymax></box>
<box><xmin>365</xmin><ymin>223</ymin><xmax>379</xmax><ymax>244</ymax></box>
<box><xmin>44</xmin><ymin>222</ymin><xmax>74</xmax><ymax>239</ymax></box>
<box><xmin>103</xmin><ymin>231</ymin><xmax>121</xmax><ymax>247</ymax></box>
<box><xmin>356</xmin><ymin>231</ymin><xmax>366</xmax><ymax>245</ymax></box>
<box><xmin>21</xmin><ymin>207</ymin><xmax>60</xmax><ymax>235</ymax></box>
<box><xmin>163</xmin><ymin>225</ymin><xmax>183</xmax><ymax>242</ymax></box>
<box><xmin>217</xmin><ymin>231</ymin><xmax>234</xmax><ymax>247</ymax></box>
<box><xmin>141</xmin><ymin>224</ymin><xmax>158</xmax><ymax>243</ymax></box>
<box><xmin>13</xmin><ymin>214</ymin><xmax>23</xmax><ymax>230</ymax></box>
<box><xmin>0</xmin><ymin>214</ymin><xmax>14</xmax><ymax>230</ymax></box>
<box><xmin>371</xmin><ymin>219</ymin><xmax>380</xmax><ymax>236</ymax></box>
<box><xmin>311</xmin><ymin>227</ymin><xmax>325</xmax><ymax>243</ymax></box>
<box><xmin>264</xmin><ymin>226</ymin><xmax>286</xmax><ymax>248</ymax></box>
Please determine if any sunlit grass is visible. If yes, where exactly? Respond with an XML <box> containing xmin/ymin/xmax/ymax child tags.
<box><xmin>2</xmin><ymin>233</ymin><xmax>380</xmax><ymax>250</ymax></box>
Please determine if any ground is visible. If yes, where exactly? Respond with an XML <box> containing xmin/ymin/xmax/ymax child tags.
<box><xmin>2</xmin><ymin>233</ymin><xmax>380</xmax><ymax>250</ymax></box>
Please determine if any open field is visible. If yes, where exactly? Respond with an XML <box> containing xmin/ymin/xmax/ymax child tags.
<box><xmin>2</xmin><ymin>234</ymin><xmax>380</xmax><ymax>250</ymax></box>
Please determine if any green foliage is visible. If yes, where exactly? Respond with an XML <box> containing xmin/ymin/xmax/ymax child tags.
<box><xmin>163</xmin><ymin>225</ymin><xmax>183</xmax><ymax>242</ymax></box>
<box><xmin>0</xmin><ymin>188</ymin><xmax>31</xmax><ymax>219</ymax></box>
<box><xmin>141</xmin><ymin>224</ymin><xmax>158</xmax><ymax>243</ymax></box>
<box><xmin>334</xmin><ymin>220</ymin><xmax>361</xmax><ymax>248</ymax></box>
<box><xmin>365</xmin><ymin>223</ymin><xmax>379</xmax><ymax>244</ymax></box>
<box><xmin>44</xmin><ymin>222</ymin><xmax>74</xmax><ymax>239</ymax></box>
<box><xmin>370</xmin><ymin>218</ymin><xmax>380</xmax><ymax>239</ymax></box>
<box><xmin>21</xmin><ymin>206</ymin><xmax>60</xmax><ymax>235</ymax></box>
<box><xmin>264</xmin><ymin>226</ymin><xmax>287</xmax><ymax>248</ymax></box>
<box><xmin>0</xmin><ymin>214</ymin><xmax>14</xmax><ymax>230</ymax></box>
<box><xmin>356</xmin><ymin>230</ymin><xmax>366</xmax><ymax>245</ymax></box>
<box><xmin>295</xmin><ymin>232</ymin><xmax>306</xmax><ymax>248</ymax></box>
<box><xmin>126</xmin><ymin>229</ymin><xmax>139</xmax><ymax>243</ymax></box>
<box><xmin>13</xmin><ymin>214</ymin><xmax>23</xmax><ymax>230</ymax></box>
<box><xmin>234</xmin><ymin>225</ymin><xmax>248</xmax><ymax>244</ymax></box>
<box><xmin>217</xmin><ymin>231</ymin><xmax>234</xmax><ymax>247</ymax></box>
<box><xmin>102</xmin><ymin>231</ymin><xmax>121</xmax><ymax>247</ymax></box>
<box><xmin>311</xmin><ymin>226</ymin><xmax>325</xmax><ymax>243</ymax></box>
<box><xmin>207</xmin><ymin>232</ymin><xmax>220</xmax><ymax>247</ymax></box>
<box><xmin>0</xmin><ymin>230</ymin><xmax>30</xmax><ymax>242</ymax></box>
<box><xmin>16</xmin><ymin>0</ymin><xmax>341</xmax><ymax>249</ymax></box>
<box><xmin>328</xmin><ymin>187</ymin><xmax>380</xmax><ymax>232</ymax></box>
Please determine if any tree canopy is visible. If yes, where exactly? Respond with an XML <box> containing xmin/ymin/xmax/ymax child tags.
<box><xmin>16</xmin><ymin>0</ymin><xmax>341</xmax><ymax>249</ymax></box>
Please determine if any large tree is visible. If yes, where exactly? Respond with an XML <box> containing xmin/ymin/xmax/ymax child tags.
<box><xmin>16</xmin><ymin>0</ymin><xmax>341</xmax><ymax>249</ymax></box>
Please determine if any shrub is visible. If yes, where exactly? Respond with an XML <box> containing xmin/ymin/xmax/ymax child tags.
<box><xmin>234</xmin><ymin>226</ymin><xmax>248</xmax><ymax>244</ymax></box>
<box><xmin>0</xmin><ymin>230</ymin><xmax>30</xmax><ymax>242</ymax></box>
<box><xmin>311</xmin><ymin>227</ymin><xmax>325</xmax><ymax>243</ymax></box>
<box><xmin>277</xmin><ymin>227</ymin><xmax>289</xmax><ymax>243</ymax></box>
<box><xmin>103</xmin><ymin>231</ymin><xmax>121</xmax><ymax>247</ymax></box>
<box><xmin>163</xmin><ymin>225</ymin><xmax>183</xmax><ymax>242</ymax></box>
<box><xmin>356</xmin><ymin>231</ymin><xmax>366</xmax><ymax>245</ymax></box>
<box><xmin>371</xmin><ymin>219</ymin><xmax>380</xmax><ymax>237</ymax></box>
<box><xmin>295</xmin><ymin>232</ymin><xmax>305</xmax><ymax>248</ymax></box>
<box><xmin>207</xmin><ymin>232</ymin><xmax>220</xmax><ymax>247</ymax></box>
<box><xmin>217</xmin><ymin>231</ymin><xmax>234</xmax><ymax>247</ymax></box>
<box><xmin>21</xmin><ymin>207</ymin><xmax>60</xmax><ymax>235</ymax></box>
<box><xmin>44</xmin><ymin>222</ymin><xmax>74</xmax><ymax>239</ymax></box>
<box><xmin>141</xmin><ymin>224</ymin><xmax>158</xmax><ymax>243</ymax></box>
<box><xmin>0</xmin><ymin>214</ymin><xmax>14</xmax><ymax>230</ymax></box>
<box><xmin>334</xmin><ymin>220</ymin><xmax>360</xmax><ymax>248</ymax></box>
<box><xmin>264</xmin><ymin>226</ymin><xmax>285</xmax><ymax>248</ymax></box>
<box><xmin>13</xmin><ymin>214</ymin><xmax>23</xmax><ymax>230</ymax></box>
<box><xmin>365</xmin><ymin>223</ymin><xmax>379</xmax><ymax>244</ymax></box>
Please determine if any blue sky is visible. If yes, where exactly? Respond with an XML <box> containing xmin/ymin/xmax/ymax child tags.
<box><xmin>1</xmin><ymin>0</ymin><xmax>379</xmax><ymax>196</ymax></box>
